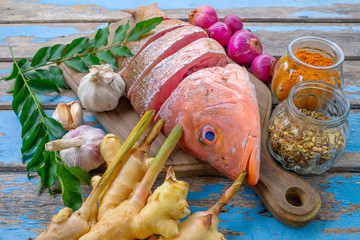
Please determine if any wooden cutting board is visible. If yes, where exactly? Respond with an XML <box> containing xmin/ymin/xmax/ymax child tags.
<box><xmin>59</xmin><ymin>18</ymin><xmax>321</xmax><ymax>228</ymax></box>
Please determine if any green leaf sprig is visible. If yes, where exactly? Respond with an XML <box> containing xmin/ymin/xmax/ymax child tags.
<box><xmin>3</xmin><ymin>17</ymin><xmax>163</xmax><ymax>211</ymax></box>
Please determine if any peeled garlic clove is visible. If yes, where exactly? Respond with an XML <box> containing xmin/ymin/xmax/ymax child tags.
<box><xmin>45</xmin><ymin>125</ymin><xmax>106</xmax><ymax>172</ymax></box>
<box><xmin>53</xmin><ymin>103</ymin><xmax>72</xmax><ymax>130</ymax></box>
<box><xmin>69</xmin><ymin>101</ymin><xmax>84</xmax><ymax>129</ymax></box>
<box><xmin>52</xmin><ymin>101</ymin><xmax>84</xmax><ymax>131</ymax></box>
<box><xmin>77</xmin><ymin>64</ymin><xmax>125</xmax><ymax>112</ymax></box>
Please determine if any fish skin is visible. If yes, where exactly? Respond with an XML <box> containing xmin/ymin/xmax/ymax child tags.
<box><xmin>123</xmin><ymin>25</ymin><xmax>208</xmax><ymax>95</ymax></box>
<box><xmin>155</xmin><ymin>64</ymin><xmax>261</xmax><ymax>185</ymax></box>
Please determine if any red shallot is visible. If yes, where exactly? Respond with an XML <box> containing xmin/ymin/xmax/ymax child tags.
<box><xmin>251</xmin><ymin>54</ymin><xmax>277</xmax><ymax>84</ymax></box>
<box><xmin>189</xmin><ymin>5</ymin><xmax>218</xmax><ymax>29</ymax></box>
<box><xmin>223</xmin><ymin>14</ymin><xmax>243</xmax><ymax>33</ymax></box>
<box><xmin>227</xmin><ymin>29</ymin><xmax>263</xmax><ymax>66</ymax></box>
<box><xmin>207</xmin><ymin>22</ymin><xmax>232</xmax><ymax>47</ymax></box>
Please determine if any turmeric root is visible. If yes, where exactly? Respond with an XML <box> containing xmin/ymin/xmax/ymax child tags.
<box><xmin>98</xmin><ymin>119</ymin><xmax>164</xmax><ymax>218</ymax></box>
<box><xmin>79</xmin><ymin>125</ymin><xmax>186</xmax><ymax>240</ymax></box>
<box><xmin>156</xmin><ymin>171</ymin><xmax>247</xmax><ymax>240</ymax></box>
<box><xmin>37</xmin><ymin>110</ymin><xmax>155</xmax><ymax>240</ymax></box>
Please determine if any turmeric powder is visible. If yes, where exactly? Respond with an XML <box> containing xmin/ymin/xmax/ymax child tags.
<box><xmin>272</xmin><ymin>49</ymin><xmax>342</xmax><ymax>101</ymax></box>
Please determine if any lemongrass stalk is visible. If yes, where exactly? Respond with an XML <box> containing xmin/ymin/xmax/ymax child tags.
<box><xmin>210</xmin><ymin>171</ymin><xmax>247</xmax><ymax>216</ymax></box>
<box><xmin>130</xmin><ymin>124</ymin><xmax>183</xmax><ymax>205</ymax></box>
<box><xmin>98</xmin><ymin>119</ymin><xmax>164</xmax><ymax>203</ymax></box>
<box><xmin>84</xmin><ymin>110</ymin><xmax>155</xmax><ymax>208</ymax></box>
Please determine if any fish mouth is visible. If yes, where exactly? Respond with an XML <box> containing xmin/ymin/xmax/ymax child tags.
<box><xmin>239</xmin><ymin>134</ymin><xmax>260</xmax><ymax>185</ymax></box>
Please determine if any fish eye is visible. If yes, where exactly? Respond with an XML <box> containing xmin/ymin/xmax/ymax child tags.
<box><xmin>199</xmin><ymin>126</ymin><xmax>218</xmax><ymax>145</ymax></box>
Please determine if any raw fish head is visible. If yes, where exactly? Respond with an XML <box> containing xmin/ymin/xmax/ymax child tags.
<box><xmin>156</xmin><ymin>64</ymin><xmax>261</xmax><ymax>185</ymax></box>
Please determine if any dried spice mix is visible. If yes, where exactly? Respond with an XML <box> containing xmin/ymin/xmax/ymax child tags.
<box><xmin>267</xmin><ymin>108</ymin><xmax>345</xmax><ymax>172</ymax></box>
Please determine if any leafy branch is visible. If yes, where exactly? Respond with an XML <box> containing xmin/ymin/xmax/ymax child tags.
<box><xmin>3</xmin><ymin>17</ymin><xmax>163</xmax><ymax>210</ymax></box>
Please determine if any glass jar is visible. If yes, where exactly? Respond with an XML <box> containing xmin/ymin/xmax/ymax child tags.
<box><xmin>266</xmin><ymin>81</ymin><xmax>350</xmax><ymax>175</ymax></box>
<box><xmin>271</xmin><ymin>36</ymin><xmax>344</xmax><ymax>101</ymax></box>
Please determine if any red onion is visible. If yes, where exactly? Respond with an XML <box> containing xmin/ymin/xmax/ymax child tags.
<box><xmin>227</xmin><ymin>30</ymin><xmax>263</xmax><ymax>66</ymax></box>
<box><xmin>223</xmin><ymin>14</ymin><xmax>243</xmax><ymax>33</ymax></box>
<box><xmin>189</xmin><ymin>5</ymin><xmax>218</xmax><ymax>29</ymax></box>
<box><xmin>251</xmin><ymin>54</ymin><xmax>277</xmax><ymax>84</ymax></box>
<box><xmin>207</xmin><ymin>22</ymin><xmax>232</xmax><ymax>47</ymax></box>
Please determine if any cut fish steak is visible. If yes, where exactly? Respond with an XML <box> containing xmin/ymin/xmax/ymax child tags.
<box><xmin>117</xmin><ymin>19</ymin><xmax>188</xmax><ymax>72</ymax></box>
<box><xmin>123</xmin><ymin>25</ymin><xmax>208</xmax><ymax>95</ymax></box>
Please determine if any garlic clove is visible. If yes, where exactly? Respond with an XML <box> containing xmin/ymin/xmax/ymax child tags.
<box><xmin>52</xmin><ymin>103</ymin><xmax>72</xmax><ymax>130</ymax></box>
<box><xmin>69</xmin><ymin>101</ymin><xmax>84</xmax><ymax>129</ymax></box>
<box><xmin>52</xmin><ymin>101</ymin><xmax>84</xmax><ymax>131</ymax></box>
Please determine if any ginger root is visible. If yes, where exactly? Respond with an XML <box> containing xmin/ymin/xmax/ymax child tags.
<box><xmin>155</xmin><ymin>171</ymin><xmax>247</xmax><ymax>240</ymax></box>
<box><xmin>79</xmin><ymin>125</ymin><xmax>186</xmax><ymax>240</ymax></box>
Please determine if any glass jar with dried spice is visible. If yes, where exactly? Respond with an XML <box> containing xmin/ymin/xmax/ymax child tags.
<box><xmin>271</xmin><ymin>36</ymin><xmax>344</xmax><ymax>101</ymax></box>
<box><xmin>267</xmin><ymin>81</ymin><xmax>350</xmax><ymax>175</ymax></box>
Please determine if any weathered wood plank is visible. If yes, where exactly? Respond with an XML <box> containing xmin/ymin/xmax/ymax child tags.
<box><xmin>1</xmin><ymin>172</ymin><xmax>359</xmax><ymax>239</ymax></box>
<box><xmin>0</xmin><ymin>109</ymin><xmax>359</xmax><ymax>170</ymax></box>
<box><xmin>1</xmin><ymin>22</ymin><xmax>360</xmax><ymax>61</ymax></box>
<box><xmin>2</xmin><ymin>0</ymin><xmax>360</xmax><ymax>22</ymax></box>
<box><xmin>2</xmin><ymin>60</ymin><xmax>359</xmax><ymax>108</ymax></box>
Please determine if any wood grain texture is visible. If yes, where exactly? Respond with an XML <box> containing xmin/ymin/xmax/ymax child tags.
<box><xmin>2</xmin><ymin>0</ymin><xmax>360</xmax><ymax>22</ymax></box>
<box><xmin>1</xmin><ymin>172</ymin><xmax>359</xmax><ymax>239</ymax></box>
<box><xmin>1</xmin><ymin>22</ymin><xmax>360</xmax><ymax>61</ymax></box>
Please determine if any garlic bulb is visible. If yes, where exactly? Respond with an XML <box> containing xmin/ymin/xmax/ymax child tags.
<box><xmin>45</xmin><ymin>125</ymin><xmax>106</xmax><ymax>172</ymax></box>
<box><xmin>77</xmin><ymin>64</ymin><xmax>125</xmax><ymax>112</ymax></box>
<box><xmin>52</xmin><ymin>101</ymin><xmax>84</xmax><ymax>131</ymax></box>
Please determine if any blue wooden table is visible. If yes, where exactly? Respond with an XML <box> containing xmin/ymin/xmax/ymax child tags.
<box><xmin>0</xmin><ymin>1</ymin><xmax>360</xmax><ymax>239</ymax></box>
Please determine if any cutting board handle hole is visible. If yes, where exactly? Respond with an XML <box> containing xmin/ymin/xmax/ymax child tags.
<box><xmin>285</xmin><ymin>187</ymin><xmax>307</xmax><ymax>207</ymax></box>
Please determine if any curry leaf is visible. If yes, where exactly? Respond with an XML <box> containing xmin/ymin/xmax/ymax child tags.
<box><xmin>38</xmin><ymin>151</ymin><xmax>57</xmax><ymax>195</ymax></box>
<box><xmin>56</xmin><ymin>161</ymin><xmax>82</xmax><ymax>211</ymax></box>
<box><xmin>64</xmin><ymin>37</ymin><xmax>89</xmax><ymax>58</ymax></box>
<box><xmin>22</xmin><ymin>111</ymin><xmax>41</xmax><ymax>140</ymax></box>
<box><xmin>49</xmin><ymin>66</ymin><xmax>67</xmax><ymax>89</ymax></box>
<box><xmin>27</xmin><ymin>78</ymin><xmax>60</xmax><ymax>94</ymax></box>
<box><xmin>31</xmin><ymin>47</ymin><xmax>51</xmax><ymax>68</ymax></box>
<box><xmin>113</xmin><ymin>22</ymin><xmax>130</xmax><ymax>43</ymax></box>
<box><xmin>20</xmin><ymin>97</ymin><xmax>36</xmax><ymax>125</ymax></box>
<box><xmin>12</xmin><ymin>85</ymin><xmax>29</xmax><ymax>115</ymax></box>
<box><xmin>68</xmin><ymin>166</ymin><xmax>91</xmax><ymax>185</ymax></box>
<box><xmin>65</xmin><ymin>57</ymin><xmax>89</xmax><ymax>73</ymax></box>
<box><xmin>21</xmin><ymin>123</ymin><xmax>45</xmax><ymax>155</ymax></box>
<box><xmin>42</xmin><ymin>117</ymin><xmax>65</xmax><ymax>139</ymax></box>
<box><xmin>27</xmin><ymin>137</ymin><xmax>47</xmax><ymax>173</ymax></box>
<box><xmin>95</xmin><ymin>24</ymin><xmax>110</xmax><ymax>48</ymax></box>
<box><xmin>49</xmin><ymin>44</ymin><xmax>66</xmax><ymax>62</ymax></box>
<box><xmin>82</xmin><ymin>53</ymin><xmax>100</xmax><ymax>67</ymax></box>
<box><xmin>112</xmin><ymin>46</ymin><xmax>133</xmax><ymax>57</ymax></box>
<box><xmin>97</xmin><ymin>50</ymin><xmax>118</xmax><ymax>69</ymax></box>
<box><xmin>126</xmin><ymin>17</ymin><xmax>163</xmax><ymax>41</ymax></box>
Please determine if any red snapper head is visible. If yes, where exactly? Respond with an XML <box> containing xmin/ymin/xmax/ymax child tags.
<box><xmin>175</xmin><ymin>101</ymin><xmax>260</xmax><ymax>185</ymax></box>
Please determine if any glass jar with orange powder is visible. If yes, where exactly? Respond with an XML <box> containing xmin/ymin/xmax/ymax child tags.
<box><xmin>271</xmin><ymin>36</ymin><xmax>344</xmax><ymax>101</ymax></box>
